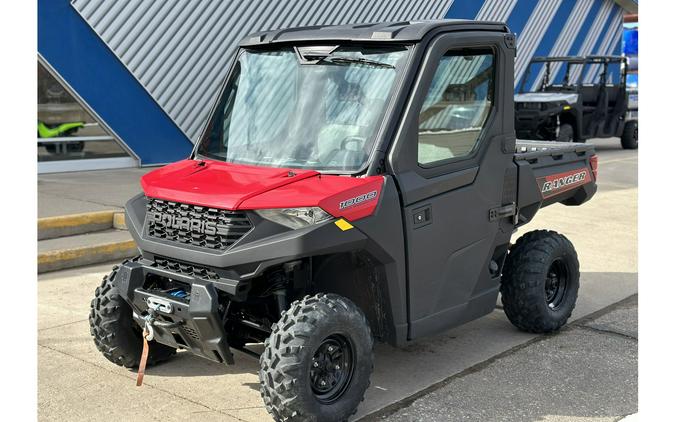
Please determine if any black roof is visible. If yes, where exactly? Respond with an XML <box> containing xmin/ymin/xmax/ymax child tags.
<box><xmin>240</xmin><ymin>20</ymin><xmax>510</xmax><ymax>47</ymax></box>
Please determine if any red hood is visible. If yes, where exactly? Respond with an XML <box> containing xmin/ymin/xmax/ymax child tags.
<box><xmin>141</xmin><ymin>160</ymin><xmax>319</xmax><ymax>210</ymax></box>
<box><xmin>142</xmin><ymin>159</ymin><xmax>384</xmax><ymax>221</ymax></box>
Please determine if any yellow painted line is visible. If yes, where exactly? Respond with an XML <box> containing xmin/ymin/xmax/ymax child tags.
<box><xmin>334</xmin><ymin>219</ymin><xmax>354</xmax><ymax>231</ymax></box>
<box><xmin>38</xmin><ymin>240</ymin><xmax>137</xmax><ymax>266</ymax></box>
<box><xmin>112</xmin><ymin>212</ymin><xmax>127</xmax><ymax>230</ymax></box>
<box><xmin>38</xmin><ymin>211</ymin><xmax>115</xmax><ymax>231</ymax></box>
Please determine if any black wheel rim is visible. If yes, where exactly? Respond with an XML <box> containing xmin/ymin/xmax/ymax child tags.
<box><xmin>545</xmin><ymin>258</ymin><xmax>569</xmax><ymax>310</ymax></box>
<box><xmin>310</xmin><ymin>334</ymin><xmax>355</xmax><ymax>404</ymax></box>
<box><xmin>634</xmin><ymin>127</ymin><xmax>638</xmax><ymax>145</ymax></box>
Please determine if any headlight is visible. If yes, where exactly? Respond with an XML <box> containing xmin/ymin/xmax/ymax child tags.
<box><xmin>255</xmin><ymin>207</ymin><xmax>332</xmax><ymax>229</ymax></box>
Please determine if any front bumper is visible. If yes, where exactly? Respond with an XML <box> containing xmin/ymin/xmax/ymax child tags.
<box><xmin>120</xmin><ymin>195</ymin><xmax>370</xmax><ymax>363</ymax></box>
<box><xmin>115</xmin><ymin>258</ymin><xmax>237</xmax><ymax>363</ymax></box>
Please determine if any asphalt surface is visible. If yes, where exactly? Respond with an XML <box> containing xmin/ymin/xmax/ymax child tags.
<box><xmin>37</xmin><ymin>138</ymin><xmax>637</xmax><ymax>421</ymax></box>
<box><xmin>369</xmin><ymin>296</ymin><xmax>638</xmax><ymax>422</ymax></box>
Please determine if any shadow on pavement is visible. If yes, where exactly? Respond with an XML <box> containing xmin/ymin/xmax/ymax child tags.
<box><xmin>145</xmin><ymin>349</ymin><xmax>261</xmax><ymax>377</ymax></box>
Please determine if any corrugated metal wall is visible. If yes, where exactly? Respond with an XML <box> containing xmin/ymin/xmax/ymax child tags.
<box><xmin>444</xmin><ymin>0</ymin><xmax>625</xmax><ymax>88</ymax></box>
<box><xmin>71</xmin><ymin>0</ymin><xmax>452</xmax><ymax>143</ymax></box>
<box><xmin>531</xmin><ymin>0</ymin><xmax>595</xmax><ymax>89</ymax></box>
<box><xmin>582</xmin><ymin>5</ymin><xmax>625</xmax><ymax>83</ymax></box>
<box><xmin>71</xmin><ymin>0</ymin><xmax>627</xmax><ymax>145</ymax></box>
<box><xmin>512</xmin><ymin>0</ymin><xmax>563</xmax><ymax>83</ymax></box>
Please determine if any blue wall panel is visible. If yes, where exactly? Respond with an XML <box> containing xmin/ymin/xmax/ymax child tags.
<box><xmin>581</xmin><ymin>5</ymin><xmax>620</xmax><ymax>81</ymax></box>
<box><xmin>505</xmin><ymin>0</ymin><xmax>538</xmax><ymax>36</ymax></box>
<box><xmin>608</xmin><ymin>24</ymin><xmax>626</xmax><ymax>83</ymax></box>
<box><xmin>520</xmin><ymin>0</ymin><xmax>577</xmax><ymax>91</ymax></box>
<box><xmin>38</xmin><ymin>0</ymin><xmax>193</xmax><ymax>165</ymax></box>
<box><xmin>444</xmin><ymin>0</ymin><xmax>484</xmax><ymax>19</ymax></box>
<box><xmin>567</xmin><ymin>0</ymin><xmax>605</xmax><ymax>57</ymax></box>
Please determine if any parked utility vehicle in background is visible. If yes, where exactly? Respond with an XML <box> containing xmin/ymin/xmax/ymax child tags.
<box><xmin>90</xmin><ymin>21</ymin><xmax>598</xmax><ymax>421</ymax></box>
<box><xmin>516</xmin><ymin>55</ymin><xmax>638</xmax><ymax>149</ymax></box>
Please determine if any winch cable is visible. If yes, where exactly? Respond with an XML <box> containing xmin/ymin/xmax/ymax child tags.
<box><xmin>136</xmin><ymin>327</ymin><xmax>151</xmax><ymax>387</ymax></box>
<box><xmin>136</xmin><ymin>309</ymin><xmax>183</xmax><ymax>387</ymax></box>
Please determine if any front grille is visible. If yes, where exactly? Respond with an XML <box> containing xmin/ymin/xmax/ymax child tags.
<box><xmin>153</xmin><ymin>256</ymin><xmax>221</xmax><ymax>281</ymax></box>
<box><xmin>516</xmin><ymin>102</ymin><xmax>543</xmax><ymax>111</ymax></box>
<box><xmin>146</xmin><ymin>197</ymin><xmax>252</xmax><ymax>250</ymax></box>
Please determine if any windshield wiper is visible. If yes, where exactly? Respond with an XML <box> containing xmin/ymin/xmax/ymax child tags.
<box><xmin>321</xmin><ymin>56</ymin><xmax>394</xmax><ymax>69</ymax></box>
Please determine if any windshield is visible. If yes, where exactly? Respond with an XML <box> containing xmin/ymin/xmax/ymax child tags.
<box><xmin>197</xmin><ymin>45</ymin><xmax>409</xmax><ymax>172</ymax></box>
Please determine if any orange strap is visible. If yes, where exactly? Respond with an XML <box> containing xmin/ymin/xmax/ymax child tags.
<box><xmin>136</xmin><ymin>328</ymin><xmax>150</xmax><ymax>387</ymax></box>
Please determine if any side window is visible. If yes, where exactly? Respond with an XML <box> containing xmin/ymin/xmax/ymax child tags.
<box><xmin>417</xmin><ymin>51</ymin><xmax>494</xmax><ymax>166</ymax></box>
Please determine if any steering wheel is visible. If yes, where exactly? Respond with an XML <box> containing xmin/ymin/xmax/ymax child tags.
<box><xmin>341</xmin><ymin>136</ymin><xmax>366</xmax><ymax>151</ymax></box>
<box><xmin>324</xmin><ymin>136</ymin><xmax>367</xmax><ymax>167</ymax></box>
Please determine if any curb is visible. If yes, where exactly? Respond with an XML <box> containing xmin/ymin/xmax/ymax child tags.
<box><xmin>38</xmin><ymin>239</ymin><xmax>138</xmax><ymax>273</ymax></box>
<box><xmin>38</xmin><ymin>210</ymin><xmax>126</xmax><ymax>240</ymax></box>
<box><xmin>38</xmin><ymin>210</ymin><xmax>132</xmax><ymax>273</ymax></box>
<box><xmin>112</xmin><ymin>212</ymin><xmax>127</xmax><ymax>230</ymax></box>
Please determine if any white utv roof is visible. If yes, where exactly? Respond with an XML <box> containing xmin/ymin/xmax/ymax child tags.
<box><xmin>514</xmin><ymin>92</ymin><xmax>579</xmax><ymax>104</ymax></box>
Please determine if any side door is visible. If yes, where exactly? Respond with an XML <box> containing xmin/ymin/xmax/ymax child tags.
<box><xmin>389</xmin><ymin>32</ymin><xmax>516</xmax><ymax>339</ymax></box>
<box><xmin>604</xmin><ymin>59</ymin><xmax>627</xmax><ymax>136</ymax></box>
<box><xmin>580</xmin><ymin>60</ymin><xmax>609</xmax><ymax>137</ymax></box>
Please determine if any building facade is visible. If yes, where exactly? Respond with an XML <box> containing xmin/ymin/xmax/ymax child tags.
<box><xmin>38</xmin><ymin>0</ymin><xmax>637</xmax><ymax>173</ymax></box>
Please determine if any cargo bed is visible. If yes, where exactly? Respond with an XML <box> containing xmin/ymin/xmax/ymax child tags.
<box><xmin>513</xmin><ymin>140</ymin><xmax>597</xmax><ymax>227</ymax></box>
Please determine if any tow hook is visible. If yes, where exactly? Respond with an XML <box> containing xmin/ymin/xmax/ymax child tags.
<box><xmin>141</xmin><ymin>307</ymin><xmax>183</xmax><ymax>341</ymax></box>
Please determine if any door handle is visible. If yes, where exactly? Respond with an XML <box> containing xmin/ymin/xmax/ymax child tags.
<box><xmin>489</xmin><ymin>203</ymin><xmax>517</xmax><ymax>223</ymax></box>
<box><xmin>412</xmin><ymin>205</ymin><xmax>432</xmax><ymax>228</ymax></box>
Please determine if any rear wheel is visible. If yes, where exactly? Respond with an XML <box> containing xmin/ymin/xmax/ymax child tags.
<box><xmin>621</xmin><ymin>121</ymin><xmax>638</xmax><ymax>149</ymax></box>
<box><xmin>259</xmin><ymin>293</ymin><xmax>374</xmax><ymax>422</ymax></box>
<box><xmin>556</xmin><ymin>123</ymin><xmax>574</xmax><ymax>142</ymax></box>
<box><xmin>501</xmin><ymin>230</ymin><xmax>580</xmax><ymax>333</ymax></box>
<box><xmin>89</xmin><ymin>260</ymin><xmax>176</xmax><ymax>368</ymax></box>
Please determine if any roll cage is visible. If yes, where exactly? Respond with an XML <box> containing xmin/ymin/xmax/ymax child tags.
<box><xmin>519</xmin><ymin>55</ymin><xmax>627</xmax><ymax>94</ymax></box>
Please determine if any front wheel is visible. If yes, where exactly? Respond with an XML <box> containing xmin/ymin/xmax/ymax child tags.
<box><xmin>89</xmin><ymin>260</ymin><xmax>176</xmax><ymax>368</ymax></box>
<box><xmin>259</xmin><ymin>293</ymin><xmax>374</xmax><ymax>422</ymax></box>
<box><xmin>556</xmin><ymin>123</ymin><xmax>575</xmax><ymax>142</ymax></box>
<box><xmin>501</xmin><ymin>230</ymin><xmax>580</xmax><ymax>333</ymax></box>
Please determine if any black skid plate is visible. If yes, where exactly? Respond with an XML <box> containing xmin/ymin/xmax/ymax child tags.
<box><xmin>115</xmin><ymin>260</ymin><xmax>235</xmax><ymax>364</ymax></box>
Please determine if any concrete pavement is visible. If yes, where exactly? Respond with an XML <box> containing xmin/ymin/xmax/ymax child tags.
<box><xmin>37</xmin><ymin>138</ymin><xmax>637</xmax><ymax>421</ymax></box>
<box><xmin>38</xmin><ymin>167</ymin><xmax>155</xmax><ymax>218</ymax></box>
